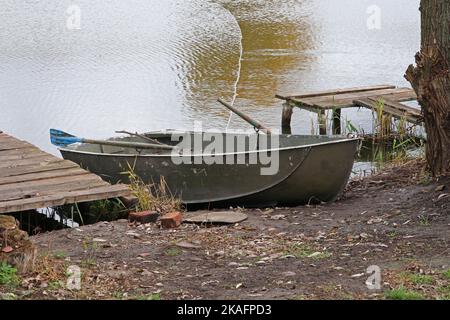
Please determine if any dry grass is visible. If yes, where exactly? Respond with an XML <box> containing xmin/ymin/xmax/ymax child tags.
<box><xmin>125</xmin><ymin>163</ymin><xmax>182</xmax><ymax>214</ymax></box>
<box><xmin>372</xmin><ymin>99</ymin><xmax>393</xmax><ymax>139</ymax></box>
<box><xmin>33</xmin><ymin>254</ymin><xmax>67</xmax><ymax>283</ymax></box>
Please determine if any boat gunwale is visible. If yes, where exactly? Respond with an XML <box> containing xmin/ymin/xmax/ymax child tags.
<box><xmin>58</xmin><ymin>137</ymin><xmax>361</xmax><ymax>158</ymax></box>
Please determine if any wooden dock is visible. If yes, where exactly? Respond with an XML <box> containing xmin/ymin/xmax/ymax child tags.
<box><xmin>0</xmin><ymin>131</ymin><xmax>132</xmax><ymax>214</ymax></box>
<box><xmin>276</xmin><ymin>85</ymin><xmax>421</xmax><ymax>134</ymax></box>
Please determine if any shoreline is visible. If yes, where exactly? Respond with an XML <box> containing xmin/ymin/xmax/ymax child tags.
<box><xmin>1</xmin><ymin>159</ymin><xmax>448</xmax><ymax>300</ymax></box>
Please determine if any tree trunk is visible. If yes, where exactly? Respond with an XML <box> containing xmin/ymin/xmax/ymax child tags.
<box><xmin>0</xmin><ymin>215</ymin><xmax>36</xmax><ymax>274</ymax></box>
<box><xmin>405</xmin><ymin>0</ymin><xmax>450</xmax><ymax>176</ymax></box>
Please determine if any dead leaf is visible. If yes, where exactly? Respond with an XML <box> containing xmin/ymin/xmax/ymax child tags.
<box><xmin>270</xmin><ymin>215</ymin><xmax>286</xmax><ymax>220</ymax></box>
<box><xmin>307</xmin><ymin>252</ymin><xmax>323</xmax><ymax>258</ymax></box>
<box><xmin>138</xmin><ymin>253</ymin><xmax>150</xmax><ymax>258</ymax></box>
<box><xmin>367</xmin><ymin>217</ymin><xmax>383</xmax><ymax>225</ymax></box>
<box><xmin>176</xmin><ymin>241</ymin><xmax>202</xmax><ymax>249</ymax></box>
<box><xmin>351</xmin><ymin>273</ymin><xmax>365</xmax><ymax>278</ymax></box>
<box><xmin>1</xmin><ymin>246</ymin><xmax>13</xmax><ymax>253</ymax></box>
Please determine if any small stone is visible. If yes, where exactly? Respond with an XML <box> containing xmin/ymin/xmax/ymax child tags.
<box><xmin>315</xmin><ymin>232</ymin><xmax>327</xmax><ymax>240</ymax></box>
<box><xmin>125</xmin><ymin>231</ymin><xmax>141</xmax><ymax>239</ymax></box>
<box><xmin>190</xmin><ymin>257</ymin><xmax>202</xmax><ymax>262</ymax></box>
<box><xmin>282</xmin><ymin>271</ymin><xmax>296</xmax><ymax>277</ymax></box>
<box><xmin>214</xmin><ymin>250</ymin><xmax>225</xmax><ymax>257</ymax></box>
<box><xmin>281</xmin><ymin>255</ymin><xmax>296</xmax><ymax>259</ymax></box>
<box><xmin>435</xmin><ymin>185</ymin><xmax>446</xmax><ymax>192</ymax></box>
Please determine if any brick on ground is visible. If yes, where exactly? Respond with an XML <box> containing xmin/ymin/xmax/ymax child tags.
<box><xmin>160</xmin><ymin>212</ymin><xmax>183</xmax><ymax>229</ymax></box>
<box><xmin>129</xmin><ymin>211</ymin><xmax>159</xmax><ymax>224</ymax></box>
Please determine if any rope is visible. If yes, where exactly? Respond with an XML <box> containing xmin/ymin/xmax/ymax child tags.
<box><xmin>222</xmin><ymin>7</ymin><xmax>243</xmax><ymax>131</ymax></box>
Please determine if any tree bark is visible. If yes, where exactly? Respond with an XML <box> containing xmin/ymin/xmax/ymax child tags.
<box><xmin>0</xmin><ymin>215</ymin><xmax>36</xmax><ymax>274</ymax></box>
<box><xmin>405</xmin><ymin>0</ymin><xmax>450</xmax><ymax>175</ymax></box>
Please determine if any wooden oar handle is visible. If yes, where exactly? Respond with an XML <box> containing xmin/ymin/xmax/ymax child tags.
<box><xmin>218</xmin><ymin>99</ymin><xmax>272</xmax><ymax>134</ymax></box>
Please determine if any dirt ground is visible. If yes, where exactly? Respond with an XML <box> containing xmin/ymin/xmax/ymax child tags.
<box><xmin>1</xmin><ymin>159</ymin><xmax>449</xmax><ymax>300</ymax></box>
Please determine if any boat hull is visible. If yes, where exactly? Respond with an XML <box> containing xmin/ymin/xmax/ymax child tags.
<box><xmin>59</xmin><ymin>133</ymin><xmax>359</xmax><ymax>207</ymax></box>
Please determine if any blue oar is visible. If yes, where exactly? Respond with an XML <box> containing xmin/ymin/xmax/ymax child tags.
<box><xmin>50</xmin><ymin>129</ymin><xmax>175</xmax><ymax>150</ymax></box>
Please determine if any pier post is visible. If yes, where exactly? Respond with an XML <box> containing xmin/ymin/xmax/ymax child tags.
<box><xmin>281</xmin><ymin>102</ymin><xmax>293</xmax><ymax>135</ymax></box>
<box><xmin>318</xmin><ymin>110</ymin><xmax>327</xmax><ymax>135</ymax></box>
<box><xmin>332</xmin><ymin>108</ymin><xmax>342</xmax><ymax>135</ymax></box>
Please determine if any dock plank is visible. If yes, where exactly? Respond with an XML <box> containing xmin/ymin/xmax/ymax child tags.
<box><xmin>276</xmin><ymin>84</ymin><xmax>421</xmax><ymax>133</ymax></box>
<box><xmin>354</xmin><ymin>98</ymin><xmax>422</xmax><ymax>123</ymax></box>
<box><xmin>0</xmin><ymin>151</ymin><xmax>48</xmax><ymax>162</ymax></box>
<box><xmin>276</xmin><ymin>84</ymin><xmax>396</xmax><ymax>100</ymax></box>
<box><xmin>0</xmin><ymin>161</ymin><xmax>80</xmax><ymax>178</ymax></box>
<box><xmin>0</xmin><ymin>185</ymin><xmax>131</xmax><ymax>214</ymax></box>
<box><xmin>0</xmin><ymin>155</ymin><xmax>57</xmax><ymax>168</ymax></box>
<box><xmin>0</xmin><ymin>178</ymin><xmax>109</xmax><ymax>202</ymax></box>
<box><xmin>0</xmin><ymin>147</ymin><xmax>39</xmax><ymax>157</ymax></box>
<box><xmin>0</xmin><ymin>168</ymin><xmax>89</xmax><ymax>186</ymax></box>
<box><xmin>293</xmin><ymin>88</ymin><xmax>415</xmax><ymax>109</ymax></box>
<box><xmin>0</xmin><ymin>142</ymin><xmax>36</xmax><ymax>151</ymax></box>
<box><xmin>0</xmin><ymin>132</ymin><xmax>133</xmax><ymax>213</ymax></box>
<box><xmin>368</xmin><ymin>97</ymin><xmax>421</xmax><ymax>115</ymax></box>
<box><xmin>0</xmin><ymin>173</ymin><xmax>104</xmax><ymax>192</ymax></box>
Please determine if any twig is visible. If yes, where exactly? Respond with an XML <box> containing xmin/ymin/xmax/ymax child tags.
<box><xmin>116</xmin><ymin>130</ymin><xmax>165</xmax><ymax>146</ymax></box>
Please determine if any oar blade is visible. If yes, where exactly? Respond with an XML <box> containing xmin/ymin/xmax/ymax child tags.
<box><xmin>50</xmin><ymin>129</ymin><xmax>82</xmax><ymax>147</ymax></box>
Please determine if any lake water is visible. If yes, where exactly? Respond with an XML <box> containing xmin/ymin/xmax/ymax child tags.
<box><xmin>0</xmin><ymin>0</ymin><xmax>420</xmax><ymax>154</ymax></box>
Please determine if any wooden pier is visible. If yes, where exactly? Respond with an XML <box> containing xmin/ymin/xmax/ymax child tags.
<box><xmin>0</xmin><ymin>131</ymin><xmax>132</xmax><ymax>214</ymax></box>
<box><xmin>276</xmin><ymin>85</ymin><xmax>421</xmax><ymax>134</ymax></box>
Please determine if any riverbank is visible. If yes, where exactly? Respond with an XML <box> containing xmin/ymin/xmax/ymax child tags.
<box><xmin>1</xmin><ymin>159</ymin><xmax>448</xmax><ymax>300</ymax></box>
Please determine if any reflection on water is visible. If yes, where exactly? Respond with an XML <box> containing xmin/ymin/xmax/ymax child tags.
<box><xmin>0</xmin><ymin>0</ymin><xmax>420</xmax><ymax>153</ymax></box>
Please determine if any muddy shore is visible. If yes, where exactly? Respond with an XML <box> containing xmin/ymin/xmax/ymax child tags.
<box><xmin>1</xmin><ymin>160</ymin><xmax>449</xmax><ymax>300</ymax></box>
